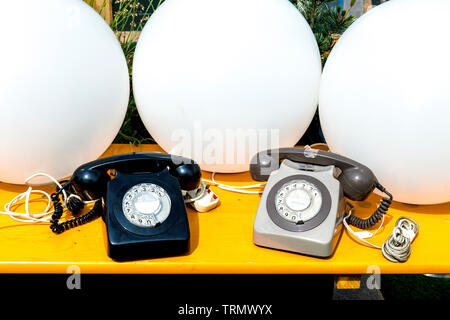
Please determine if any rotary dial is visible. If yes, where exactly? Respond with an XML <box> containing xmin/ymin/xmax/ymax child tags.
<box><xmin>275</xmin><ymin>179</ymin><xmax>322</xmax><ymax>224</ymax></box>
<box><xmin>122</xmin><ymin>183</ymin><xmax>171</xmax><ymax>228</ymax></box>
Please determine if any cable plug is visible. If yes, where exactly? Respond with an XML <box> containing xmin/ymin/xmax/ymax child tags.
<box><xmin>66</xmin><ymin>194</ymin><xmax>85</xmax><ymax>215</ymax></box>
<box><xmin>186</xmin><ymin>186</ymin><xmax>220</xmax><ymax>213</ymax></box>
<box><xmin>353</xmin><ymin>231</ymin><xmax>374</xmax><ymax>239</ymax></box>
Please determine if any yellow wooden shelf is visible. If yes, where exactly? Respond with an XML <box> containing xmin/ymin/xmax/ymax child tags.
<box><xmin>0</xmin><ymin>144</ymin><xmax>449</xmax><ymax>274</ymax></box>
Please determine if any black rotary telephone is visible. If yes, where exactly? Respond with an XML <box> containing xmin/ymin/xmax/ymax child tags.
<box><xmin>50</xmin><ymin>152</ymin><xmax>201</xmax><ymax>261</ymax></box>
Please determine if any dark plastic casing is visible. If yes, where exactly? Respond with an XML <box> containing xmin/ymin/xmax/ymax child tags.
<box><xmin>105</xmin><ymin>171</ymin><xmax>190</xmax><ymax>261</ymax></box>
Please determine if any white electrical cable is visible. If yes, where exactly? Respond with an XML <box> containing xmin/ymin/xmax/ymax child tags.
<box><xmin>0</xmin><ymin>172</ymin><xmax>95</xmax><ymax>224</ymax></box>
<box><xmin>4</xmin><ymin>189</ymin><xmax>52</xmax><ymax>223</ymax></box>
<box><xmin>381</xmin><ymin>216</ymin><xmax>419</xmax><ymax>263</ymax></box>
<box><xmin>1</xmin><ymin>173</ymin><xmax>68</xmax><ymax>223</ymax></box>
<box><xmin>202</xmin><ymin>173</ymin><xmax>266</xmax><ymax>195</ymax></box>
<box><xmin>183</xmin><ymin>173</ymin><xmax>265</xmax><ymax>208</ymax></box>
<box><xmin>343</xmin><ymin>202</ymin><xmax>383</xmax><ymax>249</ymax></box>
<box><xmin>343</xmin><ymin>201</ymin><xmax>419</xmax><ymax>262</ymax></box>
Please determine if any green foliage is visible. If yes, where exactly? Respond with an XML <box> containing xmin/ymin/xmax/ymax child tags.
<box><xmin>295</xmin><ymin>0</ymin><xmax>357</xmax><ymax>145</ymax></box>
<box><xmin>294</xmin><ymin>0</ymin><xmax>356</xmax><ymax>66</ymax></box>
<box><xmin>110</xmin><ymin>0</ymin><xmax>163</xmax><ymax>145</ymax></box>
<box><xmin>381</xmin><ymin>275</ymin><xmax>450</xmax><ymax>300</ymax></box>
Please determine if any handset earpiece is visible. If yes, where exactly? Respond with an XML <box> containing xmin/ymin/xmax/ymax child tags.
<box><xmin>71</xmin><ymin>166</ymin><xmax>111</xmax><ymax>201</ymax></box>
<box><xmin>169</xmin><ymin>163</ymin><xmax>201</xmax><ymax>191</ymax></box>
<box><xmin>338</xmin><ymin>166</ymin><xmax>378</xmax><ymax>201</ymax></box>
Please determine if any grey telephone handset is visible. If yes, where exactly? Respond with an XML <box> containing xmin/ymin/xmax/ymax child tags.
<box><xmin>250</xmin><ymin>148</ymin><xmax>393</xmax><ymax>258</ymax></box>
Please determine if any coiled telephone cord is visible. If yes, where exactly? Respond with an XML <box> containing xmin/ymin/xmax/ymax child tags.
<box><xmin>345</xmin><ymin>183</ymin><xmax>393</xmax><ymax>229</ymax></box>
<box><xmin>344</xmin><ymin>203</ymin><xmax>419</xmax><ymax>263</ymax></box>
<box><xmin>50</xmin><ymin>186</ymin><xmax>103</xmax><ymax>234</ymax></box>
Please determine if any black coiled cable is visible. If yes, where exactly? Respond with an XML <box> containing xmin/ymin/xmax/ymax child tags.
<box><xmin>50</xmin><ymin>185</ymin><xmax>103</xmax><ymax>234</ymax></box>
<box><xmin>345</xmin><ymin>183</ymin><xmax>393</xmax><ymax>229</ymax></box>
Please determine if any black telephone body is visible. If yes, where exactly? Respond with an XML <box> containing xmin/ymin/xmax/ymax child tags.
<box><xmin>62</xmin><ymin>152</ymin><xmax>201</xmax><ymax>261</ymax></box>
<box><xmin>250</xmin><ymin>147</ymin><xmax>392</xmax><ymax>258</ymax></box>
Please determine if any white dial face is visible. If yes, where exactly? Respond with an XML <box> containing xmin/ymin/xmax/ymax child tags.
<box><xmin>122</xmin><ymin>183</ymin><xmax>171</xmax><ymax>228</ymax></box>
<box><xmin>275</xmin><ymin>180</ymin><xmax>322</xmax><ymax>224</ymax></box>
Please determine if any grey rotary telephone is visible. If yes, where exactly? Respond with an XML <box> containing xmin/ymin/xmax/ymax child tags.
<box><xmin>250</xmin><ymin>147</ymin><xmax>393</xmax><ymax>258</ymax></box>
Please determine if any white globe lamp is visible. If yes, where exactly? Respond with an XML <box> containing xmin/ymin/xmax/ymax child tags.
<box><xmin>133</xmin><ymin>0</ymin><xmax>322</xmax><ymax>173</ymax></box>
<box><xmin>319</xmin><ymin>0</ymin><xmax>450</xmax><ymax>204</ymax></box>
<box><xmin>0</xmin><ymin>0</ymin><xmax>130</xmax><ymax>185</ymax></box>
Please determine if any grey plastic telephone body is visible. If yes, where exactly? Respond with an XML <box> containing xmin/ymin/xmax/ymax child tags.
<box><xmin>250</xmin><ymin>147</ymin><xmax>387</xmax><ymax>258</ymax></box>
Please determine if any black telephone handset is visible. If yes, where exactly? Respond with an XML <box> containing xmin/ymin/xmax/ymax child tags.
<box><xmin>71</xmin><ymin>152</ymin><xmax>201</xmax><ymax>200</ymax></box>
<box><xmin>251</xmin><ymin>147</ymin><xmax>393</xmax><ymax>229</ymax></box>
<box><xmin>50</xmin><ymin>152</ymin><xmax>201</xmax><ymax>261</ymax></box>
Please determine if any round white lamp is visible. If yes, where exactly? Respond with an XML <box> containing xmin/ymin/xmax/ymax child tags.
<box><xmin>319</xmin><ymin>0</ymin><xmax>450</xmax><ymax>204</ymax></box>
<box><xmin>133</xmin><ymin>0</ymin><xmax>321</xmax><ymax>173</ymax></box>
<box><xmin>0</xmin><ymin>0</ymin><xmax>130</xmax><ymax>185</ymax></box>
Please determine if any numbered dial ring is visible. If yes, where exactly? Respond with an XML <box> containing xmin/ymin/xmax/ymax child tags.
<box><xmin>275</xmin><ymin>180</ymin><xmax>322</xmax><ymax>224</ymax></box>
<box><xmin>122</xmin><ymin>183</ymin><xmax>171</xmax><ymax>228</ymax></box>
<box><xmin>266</xmin><ymin>174</ymin><xmax>332</xmax><ymax>232</ymax></box>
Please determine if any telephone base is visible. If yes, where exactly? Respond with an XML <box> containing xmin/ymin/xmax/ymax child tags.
<box><xmin>253</xmin><ymin>160</ymin><xmax>345</xmax><ymax>258</ymax></box>
<box><xmin>105</xmin><ymin>171</ymin><xmax>191</xmax><ymax>262</ymax></box>
<box><xmin>108</xmin><ymin>237</ymin><xmax>190</xmax><ymax>262</ymax></box>
<box><xmin>253</xmin><ymin>223</ymin><xmax>343</xmax><ymax>258</ymax></box>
